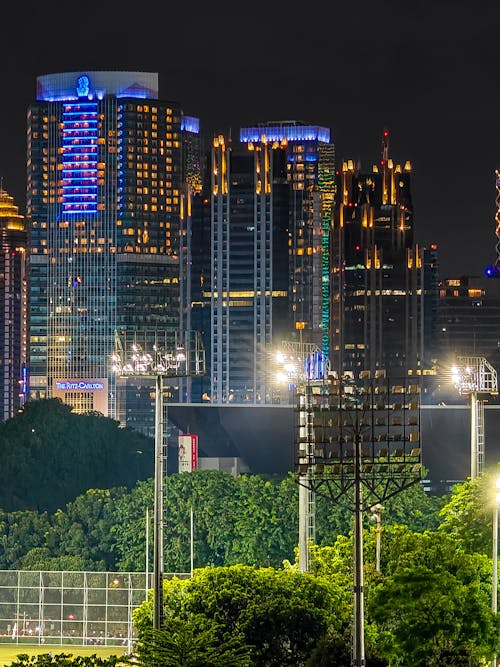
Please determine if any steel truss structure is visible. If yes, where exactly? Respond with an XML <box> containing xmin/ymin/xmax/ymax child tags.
<box><xmin>295</xmin><ymin>369</ymin><xmax>422</xmax><ymax>666</ymax></box>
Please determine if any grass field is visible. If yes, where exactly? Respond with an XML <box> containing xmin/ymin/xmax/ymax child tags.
<box><xmin>0</xmin><ymin>645</ymin><xmax>129</xmax><ymax>665</ymax></box>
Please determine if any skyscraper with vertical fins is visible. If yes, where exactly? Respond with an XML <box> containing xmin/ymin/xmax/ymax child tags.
<box><xmin>331</xmin><ymin>130</ymin><xmax>426</xmax><ymax>377</ymax></box>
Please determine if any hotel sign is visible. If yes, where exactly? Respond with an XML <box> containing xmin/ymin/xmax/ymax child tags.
<box><xmin>52</xmin><ymin>377</ymin><xmax>108</xmax><ymax>415</ymax></box>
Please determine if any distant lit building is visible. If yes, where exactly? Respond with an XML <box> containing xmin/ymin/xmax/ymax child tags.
<box><xmin>204</xmin><ymin>122</ymin><xmax>334</xmax><ymax>403</ymax></box>
<box><xmin>437</xmin><ymin>275</ymin><xmax>500</xmax><ymax>369</ymax></box>
<box><xmin>0</xmin><ymin>190</ymin><xmax>27</xmax><ymax>420</ymax></box>
<box><xmin>26</xmin><ymin>71</ymin><xmax>200</xmax><ymax>429</ymax></box>
<box><xmin>330</xmin><ymin>130</ymin><xmax>427</xmax><ymax>377</ymax></box>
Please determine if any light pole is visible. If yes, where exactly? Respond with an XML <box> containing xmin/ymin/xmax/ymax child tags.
<box><xmin>298</xmin><ymin>369</ymin><xmax>422</xmax><ymax>666</ymax></box>
<box><xmin>451</xmin><ymin>356</ymin><xmax>498</xmax><ymax>479</ymax></box>
<box><xmin>275</xmin><ymin>338</ymin><xmax>328</xmax><ymax>573</ymax></box>
<box><xmin>493</xmin><ymin>476</ymin><xmax>500</xmax><ymax>667</ymax></box>
<box><xmin>370</xmin><ymin>503</ymin><xmax>383</xmax><ymax>573</ymax></box>
<box><xmin>111</xmin><ymin>329</ymin><xmax>205</xmax><ymax>630</ymax></box>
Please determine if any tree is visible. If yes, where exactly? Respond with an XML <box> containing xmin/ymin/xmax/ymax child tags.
<box><xmin>438</xmin><ymin>465</ymin><xmax>500</xmax><ymax>555</ymax></box>
<box><xmin>0</xmin><ymin>399</ymin><xmax>153</xmax><ymax>512</ymax></box>
<box><xmin>133</xmin><ymin>620</ymin><xmax>251</xmax><ymax>666</ymax></box>
<box><xmin>368</xmin><ymin>529</ymin><xmax>498</xmax><ymax>665</ymax></box>
<box><xmin>133</xmin><ymin>565</ymin><xmax>347</xmax><ymax>667</ymax></box>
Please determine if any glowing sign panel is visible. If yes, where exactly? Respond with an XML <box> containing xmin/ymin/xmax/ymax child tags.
<box><xmin>55</xmin><ymin>380</ymin><xmax>104</xmax><ymax>391</ymax></box>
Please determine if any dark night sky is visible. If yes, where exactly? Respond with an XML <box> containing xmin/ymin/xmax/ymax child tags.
<box><xmin>1</xmin><ymin>1</ymin><xmax>499</xmax><ymax>279</ymax></box>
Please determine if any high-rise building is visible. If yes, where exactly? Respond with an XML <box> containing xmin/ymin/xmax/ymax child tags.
<box><xmin>330</xmin><ymin>130</ymin><xmax>426</xmax><ymax>377</ymax></box>
<box><xmin>26</xmin><ymin>71</ymin><xmax>200</xmax><ymax>427</ymax></box>
<box><xmin>0</xmin><ymin>190</ymin><xmax>27</xmax><ymax>420</ymax></box>
<box><xmin>203</xmin><ymin>122</ymin><xmax>334</xmax><ymax>403</ymax></box>
<box><xmin>437</xmin><ymin>275</ymin><xmax>500</xmax><ymax>369</ymax></box>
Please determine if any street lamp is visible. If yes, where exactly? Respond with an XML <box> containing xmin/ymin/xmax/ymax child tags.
<box><xmin>370</xmin><ymin>503</ymin><xmax>384</xmax><ymax>573</ymax></box>
<box><xmin>111</xmin><ymin>329</ymin><xmax>205</xmax><ymax>630</ymax></box>
<box><xmin>451</xmin><ymin>356</ymin><xmax>498</xmax><ymax>479</ymax></box>
<box><xmin>493</xmin><ymin>476</ymin><xmax>500</xmax><ymax>667</ymax></box>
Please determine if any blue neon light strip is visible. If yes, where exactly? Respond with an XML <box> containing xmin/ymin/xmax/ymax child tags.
<box><xmin>239</xmin><ymin>125</ymin><xmax>330</xmax><ymax>144</ymax></box>
<box><xmin>181</xmin><ymin>116</ymin><xmax>200</xmax><ymax>134</ymax></box>
<box><xmin>62</xmin><ymin>101</ymin><xmax>99</xmax><ymax>214</ymax></box>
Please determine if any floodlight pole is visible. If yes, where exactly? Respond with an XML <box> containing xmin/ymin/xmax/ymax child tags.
<box><xmin>470</xmin><ymin>389</ymin><xmax>478</xmax><ymax>481</ymax></box>
<box><xmin>492</xmin><ymin>477</ymin><xmax>500</xmax><ymax>667</ymax></box>
<box><xmin>112</xmin><ymin>329</ymin><xmax>205</xmax><ymax>633</ymax></box>
<box><xmin>353</xmin><ymin>429</ymin><xmax>365</xmax><ymax>666</ymax></box>
<box><xmin>153</xmin><ymin>373</ymin><xmax>164</xmax><ymax>631</ymax></box>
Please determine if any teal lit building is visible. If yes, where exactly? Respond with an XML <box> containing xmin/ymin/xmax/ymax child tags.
<box><xmin>27</xmin><ymin>71</ymin><xmax>200</xmax><ymax>426</ymax></box>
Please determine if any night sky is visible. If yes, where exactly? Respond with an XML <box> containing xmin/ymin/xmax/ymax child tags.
<box><xmin>1</xmin><ymin>1</ymin><xmax>498</xmax><ymax>279</ymax></box>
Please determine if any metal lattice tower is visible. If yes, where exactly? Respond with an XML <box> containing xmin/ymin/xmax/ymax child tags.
<box><xmin>295</xmin><ymin>369</ymin><xmax>422</xmax><ymax>666</ymax></box>
<box><xmin>451</xmin><ymin>355</ymin><xmax>498</xmax><ymax>478</ymax></box>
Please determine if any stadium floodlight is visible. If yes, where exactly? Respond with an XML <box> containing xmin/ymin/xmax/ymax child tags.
<box><xmin>451</xmin><ymin>355</ymin><xmax>498</xmax><ymax>479</ymax></box>
<box><xmin>111</xmin><ymin>329</ymin><xmax>205</xmax><ymax>630</ymax></box>
<box><xmin>296</xmin><ymin>369</ymin><xmax>422</xmax><ymax>667</ymax></box>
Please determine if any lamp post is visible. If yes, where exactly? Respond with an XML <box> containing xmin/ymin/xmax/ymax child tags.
<box><xmin>370</xmin><ymin>503</ymin><xmax>383</xmax><ymax>573</ymax></box>
<box><xmin>451</xmin><ymin>356</ymin><xmax>498</xmax><ymax>479</ymax></box>
<box><xmin>111</xmin><ymin>329</ymin><xmax>205</xmax><ymax>630</ymax></box>
<box><xmin>274</xmin><ymin>338</ymin><xmax>328</xmax><ymax>573</ymax></box>
<box><xmin>297</xmin><ymin>369</ymin><xmax>422</xmax><ymax>666</ymax></box>
<box><xmin>493</xmin><ymin>476</ymin><xmax>500</xmax><ymax>667</ymax></box>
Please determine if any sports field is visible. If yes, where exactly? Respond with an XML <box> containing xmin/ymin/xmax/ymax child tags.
<box><xmin>0</xmin><ymin>645</ymin><xmax>129</xmax><ymax>665</ymax></box>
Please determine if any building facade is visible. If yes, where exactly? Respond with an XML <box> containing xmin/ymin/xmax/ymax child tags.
<box><xmin>203</xmin><ymin>122</ymin><xmax>334</xmax><ymax>404</ymax></box>
<box><xmin>27</xmin><ymin>71</ymin><xmax>200</xmax><ymax>426</ymax></box>
<box><xmin>330</xmin><ymin>130</ymin><xmax>426</xmax><ymax>378</ymax></box>
<box><xmin>0</xmin><ymin>190</ymin><xmax>27</xmax><ymax>420</ymax></box>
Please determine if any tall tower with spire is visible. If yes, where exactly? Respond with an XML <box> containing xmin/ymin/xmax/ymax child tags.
<box><xmin>0</xmin><ymin>189</ymin><xmax>27</xmax><ymax>420</ymax></box>
<box><xmin>330</xmin><ymin>130</ymin><xmax>427</xmax><ymax>377</ymax></box>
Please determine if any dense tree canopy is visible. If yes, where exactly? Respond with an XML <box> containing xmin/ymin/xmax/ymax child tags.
<box><xmin>0</xmin><ymin>399</ymin><xmax>153</xmax><ymax>512</ymax></box>
<box><xmin>133</xmin><ymin>565</ymin><xmax>350</xmax><ymax>667</ymax></box>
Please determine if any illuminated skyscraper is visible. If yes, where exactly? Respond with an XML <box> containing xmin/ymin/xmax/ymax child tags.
<box><xmin>27</xmin><ymin>71</ymin><xmax>199</xmax><ymax>423</ymax></box>
<box><xmin>206</xmin><ymin>122</ymin><xmax>334</xmax><ymax>403</ymax></box>
<box><xmin>0</xmin><ymin>190</ymin><xmax>27</xmax><ymax>420</ymax></box>
<box><xmin>331</xmin><ymin>130</ymin><xmax>425</xmax><ymax>376</ymax></box>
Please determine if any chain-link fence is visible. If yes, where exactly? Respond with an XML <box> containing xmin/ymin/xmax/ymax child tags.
<box><xmin>0</xmin><ymin>570</ymin><xmax>187</xmax><ymax>649</ymax></box>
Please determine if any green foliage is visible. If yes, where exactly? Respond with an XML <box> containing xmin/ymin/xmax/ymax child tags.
<box><xmin>367</xmin><ymin>530</ymin><xmax>497</xmax><ymax>665</ymax></box>
<box><xmin>0</xmin><ymin>398</ymin><xmax>153</xmax><ymax>513</ymax></box>
<box><xmin>134</xmin><ymin>565</ymin><xmax>347</xmax><ymax>666</ymax></box>
<box><xmin>133</xmin><ymin>621</ymin><xmax>252</xmax><ymax>666</ymax></box>
<box><xmin>438</xmin><ymin>464</ymin><xmax>500</xmax><ymax>554</ymax></box>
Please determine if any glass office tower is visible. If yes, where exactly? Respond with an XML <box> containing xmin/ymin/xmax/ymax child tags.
<box><xmin>27</xmin><ymin>71</ymin><xmax>199</xmax><ymax>423</ymax></box>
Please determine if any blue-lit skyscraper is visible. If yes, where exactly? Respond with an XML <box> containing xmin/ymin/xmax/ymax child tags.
<box><xmin>27</xmin><ymin>71</ymin><xmax>200</xmax><ymax>425</ymax></box>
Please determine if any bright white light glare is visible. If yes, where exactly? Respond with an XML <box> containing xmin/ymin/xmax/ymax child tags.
<box><xmin>284</xmin><ymin>362</ymin><xmax>296</xmax><ymax>373</ymax></box>
<box><xmin>276</xmin><ymin>352</ymin><xmax>285</xmax><ymax>363</ymax></box>
<box><xmin>496</xmin><ymin>477</ymin><xmax>500</xmax><ymax>489</ymax></box>
<box><xmin>276</xmin><ymin>372</ymin><xmax>288</xmax><ymax>384</ymax></box>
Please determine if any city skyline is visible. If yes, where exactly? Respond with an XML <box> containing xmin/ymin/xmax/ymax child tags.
<box><xmin>0</xmin><ymin>1</ymin><xmax>498</xmax><ymax>280</ymax></box>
